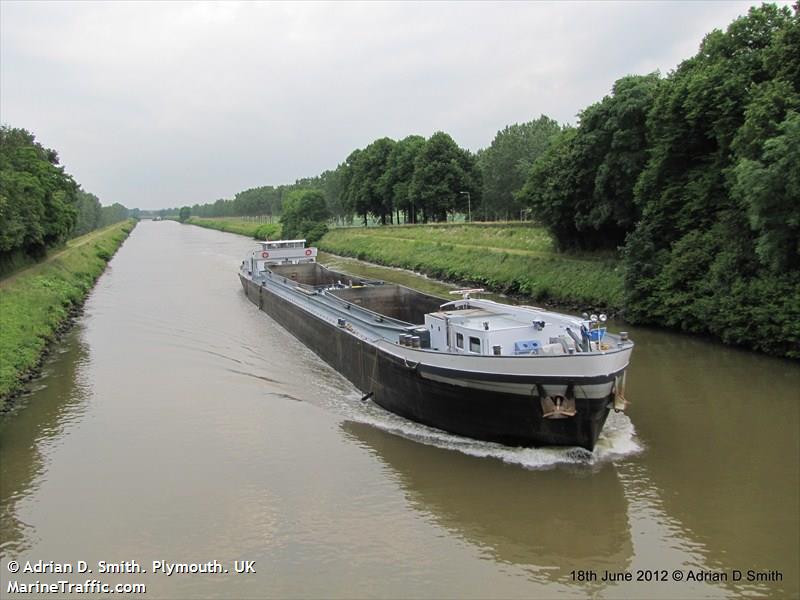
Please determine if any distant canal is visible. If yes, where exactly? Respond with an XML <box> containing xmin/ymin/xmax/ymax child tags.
<box><xmin>1</xmin><ymin>220</ymin><xmax>797</xmax><ymax>599</ymax></box>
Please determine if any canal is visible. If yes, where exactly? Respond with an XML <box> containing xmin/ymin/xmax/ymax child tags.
<box><xmin>1</xmin><ymin>220</ymin><xmax>797</xmax><ymax>598</ymax></box>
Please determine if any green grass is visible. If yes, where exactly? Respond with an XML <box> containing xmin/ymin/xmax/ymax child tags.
<box><xmin>186</xmin><ymin>217</ymin><xmax>281</xmax><ymax>239</ymax></box>
<box><xmin>319</xmin><ymin>224</ymin><xmax>623</xmax><ymax>309</ymax></box>
<box><xmin>336</xmin><ymin>223</ymin><xmax>555</xmax><ymax>253</ymax></box>
<box><xmin>0</xmin><ymin>220</ymin><xmax>136</xmax><ymax>407</ymax></box>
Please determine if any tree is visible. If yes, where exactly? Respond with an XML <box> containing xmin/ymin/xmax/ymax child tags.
<box><xmin>0</xmin><ymin>126</ymin><xmax>78</xmax><ymax>258</ymax></box>
<box><xmin>518</xmin><ymin>74</ymin><xmax>659</xmax><ymax>250</ymax></box>
<box><xmin>733</xmin><ymin>111</ymin><xmax>800</xmax><ymax>271</ymax></box>
<box><xmin>480</xmin><ymin>116</ymin><xmax>561</xmax><ymax>220</ymax></box>
<box><xmin>625</xmin><ymin>4</ymin><xmax>795</xmax><ymax>318</ymax></box>
<box><xmin>517</xmin><ymin>127</ymin><xmax>580</xmax><ymax>247</ymax></box>
<box><xmin>379</xmin><ymin>135</ymin><xmax>426</xmax><ymax>223</ymax></box>
<box><xmin>410</xmin><ymin>132</ymin><xmax>481</xmax><ymax>223</ymax></box>
<box><xmin>178</xmin><ymin>206</ymin><xmax>191</xmax><ymax>222</ymax></box>
<box><xmin>99</xmin><ymin>203</ymin><xmax>130</xmax><ymax>226</ymax></box>
<box><xmin>618</xmin><ymin>3</ymin><xmax>800</xmax><ymax>357</ymax></box>
<box><xmin>347</xmin><ymin>137</ymin><xmax>396</xmax><ymax>225</ymax></box>
<box><xmin>279</xmin><ymin>189</ymin><xmax>331</xmax><ymax>244</ymax></box>
<box><xmin>321</xmin><ymin>166</ymin><xmax>352</xmax><ymax>224</ymax></box>
<box><xmin>72</xmin><ymin>190</ymin><xmax>103</xmax><ymax>237</ymax></box>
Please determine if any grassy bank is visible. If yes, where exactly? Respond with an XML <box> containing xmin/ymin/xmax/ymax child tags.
<box><xmin>318</xmin><ymin>225</ymin><xmax>623</xmax><ymax>309</ymax></box>
<box><xmin>183</xmin><ymin>219</ymin><xmax>622</xmax><ymax>308</ymax></box>
<box><xmin>185</xmin><ymin>217</ymin><xmax>280</xmax><ymax>239</ymax></box>
<box><xmin>0</xmin><ymin>220</ymin><xmax>136</xmax><ymax>409</ymax></box>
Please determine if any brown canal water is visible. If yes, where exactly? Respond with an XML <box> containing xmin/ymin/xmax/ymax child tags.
<box><xmin>1</xmin><ymin>220</ymin><xmax>797</xmax><ymax>599</ymax></box>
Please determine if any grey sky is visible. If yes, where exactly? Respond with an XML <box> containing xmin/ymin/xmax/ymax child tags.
<box><xmin>0</xmin><ymin>1</ymin><xmax>772</xmax><ymax>210</ymax></box>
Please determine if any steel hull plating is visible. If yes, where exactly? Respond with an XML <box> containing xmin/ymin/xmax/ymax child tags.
<box><xmin>240</xmin><ymin>275</ymin><xmax>615</xmax><ymax>450</ymax></box>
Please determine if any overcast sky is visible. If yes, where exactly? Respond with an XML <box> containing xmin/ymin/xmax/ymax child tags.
<box><xmin>0</xmin><ymin>1</ymin><xmax>778</xmax><ymax>210</ymax></box>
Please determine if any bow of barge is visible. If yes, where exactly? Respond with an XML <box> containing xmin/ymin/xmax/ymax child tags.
<box><xmin>240</xmin><ymin>239</ymin><xmax>634</xmax><ymax>450</ymax></box>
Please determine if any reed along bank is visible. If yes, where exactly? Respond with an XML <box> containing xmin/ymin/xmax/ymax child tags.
<box><xmin>0</xmin><ymin>220</ymin><xmax>136</xmax><ymax>409</ymax></box>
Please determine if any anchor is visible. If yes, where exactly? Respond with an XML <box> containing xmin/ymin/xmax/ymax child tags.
<box><xmin>538</xmin><ymin>384</ymin><xmax>577</xmax><ymax>419</ymax></box>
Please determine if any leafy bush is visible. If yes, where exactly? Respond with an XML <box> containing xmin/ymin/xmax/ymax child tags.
<box><xmin>253</xmin><ymin>223</ymin><xmax>281</xmax><ymax>240</ymax></box>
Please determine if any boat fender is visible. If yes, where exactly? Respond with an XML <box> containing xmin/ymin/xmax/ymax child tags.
<box><xmin>361</xmin><ymin>391</ymin><xmax>374</xmax><ymax>402</ymax></box>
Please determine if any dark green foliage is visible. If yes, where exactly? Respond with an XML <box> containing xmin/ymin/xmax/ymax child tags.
<box><xmin>98</xmin><ymin>202</ymin><xmax>130</xmax><ymax>228</ymax></box>
<box><xmin>279</xmin><ymin>189</ymin><xmax>330</xmax><ymax>244</ymax></box>
<box><xmin>622</xmin><ymin>3</ymin><xmax>799</xmax><ymax>358</ymax></box>
<box><xmin>379</xmin><ymin>135</ymin><xmax>426</xmax><ymax>223</ymax></box>
<box><xmin>518</xmin><ymin>128</ymin><xmax>581</xmax><ymax>248</ymax></box>
<box><xmin>74</xmin><ymin>196</ymin><xmax>131</xmax><ymax>233</ymax></box>
<box><xmin>510</xmin><ymin>4</ymin><xmax>799</xmax><ymax>356</ymax></box>
<box><xmin>409</xmin><ymin>132</ymin><xmax>482</xmax><ymax>223</ymax></box>
<box><xmin>479</xmin><ymin>116</ymin><xmax>561</xmax><ymax>220</ymax></box>
<box><xmin>187</xmin><ymin>132</ymin><xmax>480</xmax><ymax>228</ymax></box>
<box><xmin>0</xmin><ymin>127</ymin><xmax>78</xmax><ymax>259</ymax></box>
<box><xmin>185</xmin><ymin>179</ymin><xmax>325</xmax><ymax>220</ymax></box>
<box><xmin>178</xmin><ymin>206</ymin><xmax>191</xmax><ymax>222</ymax></box>
<box><xmin>733</xmin><ymin>111</ymin><xmax>800</xmax><ymax>271</ymax></box>
<box><xmin>519</xmin><ymin>73</ymin><xmax>660</xmax><ymax>250</ymax></box>
<box><xmin>321</xmin><ymin>167</ymin><xmax>349</xmax><ymax>223</ymax></box>
<box><xmin>0</xmin><ymin>126</ymin><xmax>129</xmax><ymax>274</ymax></box>
<box><xmin>72</xmin><ymin>190</ymin><xmax>103</xmax><ymax>237</ymax></box>
<box><xmin>345</xmin><ymin>137</ymin><xmax>397</xmax><ymax>225</ymax></box>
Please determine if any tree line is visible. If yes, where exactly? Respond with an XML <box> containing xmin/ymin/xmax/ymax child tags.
<box><xmin>181</xmin><ymin>118</ymin><xmax>566</xmax><ymax>226</ymax></box>
<box><xmin>169</xmin><ymin>130</ymin><xmax>490</xmax><ymax>227</ymax></box>
<box><xmin>0</xmin><ymin>126</ymin><xmax>132</xmax><ymax>273</ymax></box>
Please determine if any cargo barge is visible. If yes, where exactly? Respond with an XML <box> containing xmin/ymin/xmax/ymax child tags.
<box><xmin>239</xmin><ymin>239</ymin><xmax>634</xmax><ymax>450</ymax></box>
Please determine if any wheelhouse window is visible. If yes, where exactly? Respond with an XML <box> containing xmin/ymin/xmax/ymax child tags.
<box><xmin>469</xmin><ymin>337</ymin><xmax>481</xmax><ymax>353</ymax></box>
<box><xmin>456</xmin><ymin>333</ymin><xmax>464</xmax><ymax>349</ymax></box>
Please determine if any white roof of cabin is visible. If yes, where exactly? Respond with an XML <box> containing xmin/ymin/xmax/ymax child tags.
<box><xmin>430</xmin><ymin>309</ymin><xmax>529</xmax><ymax>332</ymax></box>
<box><xmin>259</xmin><ymin>239</ymin><xmax>307</xmax><ymax>246</ymax></box>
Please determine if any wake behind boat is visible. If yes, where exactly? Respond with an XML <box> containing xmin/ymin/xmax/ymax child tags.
<box><xmin>239</xmin><ymin>239</ymin><xmax>634</xmax><ymax>450</ymax></box>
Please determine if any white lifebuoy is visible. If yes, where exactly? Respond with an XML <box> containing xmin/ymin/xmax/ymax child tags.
<box><xmin>305</xmin><ymin>249</ymin><xmax>313</xmax><ymax>256</ymax></box>
<box><xmin>261</xmin><ymin>251</ymin><xmax>269</xmax><ymax>258</ymax></box>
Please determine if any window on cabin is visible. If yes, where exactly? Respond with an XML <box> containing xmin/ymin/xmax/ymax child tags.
<box><xmin>469</xmin><ymin>337</ymin><xmax>481</xmax><ymax>353</ymax></box>
<box><xmin>456</xmin><ymin>333</ymin><xmax>464</xmax><ymax>349</ymax></box>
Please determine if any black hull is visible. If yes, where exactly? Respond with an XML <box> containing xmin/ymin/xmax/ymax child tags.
<box><xmin>241</xmin><ymin>276</ymin><xmax>612</xmax><ymax>450</ymax></box>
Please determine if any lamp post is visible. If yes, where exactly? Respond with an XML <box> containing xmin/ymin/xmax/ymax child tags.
<box><xmin>459</xmin><ymin>191</ymin><xmax>471</xmax><ymax>222</ymax></box>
